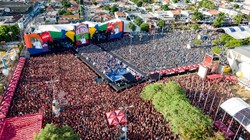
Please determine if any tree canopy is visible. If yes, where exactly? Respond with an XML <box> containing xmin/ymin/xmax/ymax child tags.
<box><xmin>140</xmin><ymin>23</ymin><xmax>149</xmax><ymax>32</ymax></box>
<box><xmin>161</xmin><ymin>4</ymin><xmax>169</xmax><ymax>11</ymax></box>
<box><xmin>157</xmin><ymin>19</ymin><xmax>165</xmax><ymax>29</ymax></box>
<box><xmin>34</xmin><ymin>124</ymin><xmax>79</xmax><ymax>140</ymax></box>
<box><xmin>192</xmin><ymin>11</ymin><xmax>204</xmax><ymax>21</ymax></box>
<box><xmin>61</xmin><ymin>0</ymin><xmax>71</xmax><ymax>8</ymax></box>
<box><xmin>212</xmin><ymin>46</ymin><xmax>222</xmax><ymax>54</ymax></box>
<box><xmin>128</xmin><ymin>22</ymin><xmax>137</xmax><ymax>32</ymax></box>
<box><xmin>172</xmin><ymin>0</ymin><xmax>180</xmax><ymax>3</ymax></box>
<box><xmin>233</xmin><ymin>14</ymin><xmax>244</xmax><ymax>25</ymax></box>
<box><xmin>136</xmin><ymin>1</ymin><xmax>143</xmax><ymax>7</ymax></box>
<box><xmin>110</xmin><ymin>5</ymin><xmax>118</xmax><ymax>14</ymax></box>
<box><xmin>188</xmin><ymin>24</ymin><xmax>200</xmax><ymax>30</ymax></box>
<box><xmin>233</xmin><ymin>4</ymin><xmax>240</xmax><ymax>9</ymax></box>
<box><xmin>131</xmin><ymin>0</ymin><xmax>153</xmax><ymax>4</ymax></box>
<box><xmin>134</xmin><ymin>17</ymin><xmax>143</xmax><ymax>26</ymax></box>
<box><xmin>59</xmin><ymin>10</ymin><xmax>73</xmax><ymax>15</ymax></box>
<box><xmin>0</xmin><ymin>24</ymin><xmax>20</xmax><ymax>42</ymax></box>
<box><xmin>198</xmin><ymin>0</ymin><xmax>216</xmax><ymax>9</ymax></box>
<box><xmin>141</xmin><ymin>81</ymin><xmax>214</xmax><ymax>140</ymax></box>
<box><xmin>212</xmin><ymin>34</ymin><xmax>250</xmax><ymax>48</ymax></box>
<box><xmin>213</xmin><ymin>13</ymin><xmax>226</xmax><ymax>27</ymax></box>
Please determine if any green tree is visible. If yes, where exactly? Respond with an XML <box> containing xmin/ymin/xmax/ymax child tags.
<box><xmin>213</xmin><ymin>13</ymin><xmax>226</xmax><ymax>27</ymax></box>
<box><xmin>134</xmin><ymin>17</ymin><xmax>143</xmax><ymax>26</ymax></box>
<box><xmin>128</xmin><ymin>22</ymin><xmax>137</xmax><ymax>32</ymax></box>
<box><xmin>102</xmin><ymin>5</ymin><xmax>111</xmax><ymax>11</ymax></box>
<box><xmin>93</xmin><ymin>1</ymin><xmax>98</xmax><ymax>5</ymax></box>
<box><xmin>61</xmin><ymin>0</ymin><xmax>71</xmax><ymax>8</ymax></box>
<box><xmin>212</xmin><ymin>46</ymin><xmax>222</xmax><ymax>54</ymax></box>
<box><xmin>141</xmin><ymin>81</ymin><xmax>214</xmax><ymax>140</ymax></box>
<box><xmin>161</xmin><ymin>4</ymin><xmax>169</xmax><ymax>11</ymax></box>
<box><xmin>233</xmin><ymin>14</ymin><xmax>243</xmax><ymax>25</ymax></box>
<box><xmin>185</xmin><ymin>0</ymin><xmax>190</xmax><ymax>3</ymax></box>
<box><xmin>34</xmin><ymin>124</ymin><xmax>79</xmax><ymax>140</ymax></box>
<box><xmin>136</xmin><ymin>1</ymin><xmax>143</xmax><ymax>7</ymax></box>
<box><xmin>0</xmin><ymin>25</ymin><xmax>20</xmax><ymax>42</ymax></box>
<box><xmin>233</xmin><ymin>4</ymin><xmax>240</xmax><ymax>9</ymax></box>
<box><xmin>172</xmin><ymin>0</ymin><xmax>179</xmax><ymax>3</ymax></box>
<box><xmin>198</xmin><ymin>0</ymin><xmax>216</xmax><ymax>9</ymax></box>
<box><xmin>192</xmin><ymin>11</ymin><xmax>204</xmax><ymax>21</ymax></box>
<box><xmin>110</xmin><ymin>5</ymin><xmax>118</xmax><ymax>14</ymax></box>
<box><xmin>157</xmin><ymin>19</ymin><xmax>165</xmax><ymax>29</ymax></box>
<box><xmin>140</xmin><ymin>23</ymin><xmax>149</xmax><ymax>32</ymax></box>
<box><xmin>194</xmin><ymin>39</ymin><xmax>202</xmax><ymax>45</ymax></box>
<box><xmin>188</xmin><ymin>24</ymin><xmax>200</xmax><ymax>30</ymax></box>
<box><xmin>216</xmin><ymin>34</ymin><xmax>250</xmax><ymax>48</ymax></box>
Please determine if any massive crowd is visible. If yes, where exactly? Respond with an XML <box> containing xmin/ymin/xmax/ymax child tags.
<box><xmin>8</xmin><ymin>51</ymin><xmax>178</xmax><ymax>139</ymax></box>
<box><xmin>78</xmin><ymin>45</ymin><xmax>123</xmax><ymax>74</ymax></box>
<box><xmin>5</xmin><ymin>29</ymin><xmax>249</xmax><ymax>139</ymax></box>
<box><xmin>100</xmin><ymin>31</ymin><xmax>220</xmax><ymax>73</ymax></box>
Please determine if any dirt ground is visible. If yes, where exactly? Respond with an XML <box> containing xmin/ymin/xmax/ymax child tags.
<box><xmin>231</xmin><ymin>84</ymin><xmax>250</xmax><ymax>104</ymax></box>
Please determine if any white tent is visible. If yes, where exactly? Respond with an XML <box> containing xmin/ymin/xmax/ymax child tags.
<box><xmin>227</xmin><ymin>46</ymin><xmax>250</xmax><ymax>80</ymax></box>
<box><xmin>221</xmin><ymin>26</ymin><xmax>250</xmax><ymax>39</ymax></box>
<box><xmin>220</xmin><ymin>97</ymin><xmax>250</xmax><ymax>132</ymax></box>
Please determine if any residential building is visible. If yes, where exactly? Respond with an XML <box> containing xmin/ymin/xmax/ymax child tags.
<box><xmin>0</xmin><ymin>1</ymin><xmax>33</xmax><ymax>14</ymax></box>
<box><xmin>114</xmin><ymin>12</ymin><xmax>127</xmax><ymax>19</ymax></box>
<box><xmin>218</xmin><ymin>7</ymin><xmax>239</xmax><ymax>17</ymax></box>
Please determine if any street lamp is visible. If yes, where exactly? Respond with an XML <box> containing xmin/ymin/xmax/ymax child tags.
<box><xmin>8</xmin><ymin>31</ymin><xmax>13</xmax><ymax>42</ymax></box>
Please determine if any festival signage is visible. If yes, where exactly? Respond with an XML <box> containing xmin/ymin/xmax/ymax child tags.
<box><xmin>75</xmin><ymin>23</ymin><xmax>89</xmax><ymax>46</ymax></box>
<box><xmin>40</xmin><ymin>31</ymin><xmax>53</xmax><ymax>42</ymax></box>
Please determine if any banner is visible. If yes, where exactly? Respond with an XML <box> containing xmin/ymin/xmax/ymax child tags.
<box><xmin>40</xmin><ymin>31</ymin><xmax>53</xmax><ymax>42</ymax></box>
<box><xmin>89</xmin><ymin>27</ymin><xmax>96</xmax><ymax>38</ymax></box>
<box><xmin>24</xmin><ymin>33</ymin><xmax>43</xmax><ymax>49</ymax></box>
<box><xmin>110</xmin><ymin>21</ymin><xmax>123</xmax><ymax>39</ymax></box>
<box><xmin>203</xmin><ymin>54</ymin><xmax>213</xmax><ymax>68</ymax></box>
<box><xmin>75</xmin><ymin>23</ymin><xmax>89</xmax><ymax>46</ymax></box>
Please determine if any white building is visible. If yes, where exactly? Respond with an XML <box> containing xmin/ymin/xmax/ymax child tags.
<box><xmin>218</xmin><ymin>8</ymin><xmax>239</xmax><ymax>18</ymax></box>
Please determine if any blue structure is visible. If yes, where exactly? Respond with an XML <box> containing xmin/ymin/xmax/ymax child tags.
<box><xmin>106</xmin><ymin>68</ymin><xmax>128</xmax><ymax>82</ymax></box>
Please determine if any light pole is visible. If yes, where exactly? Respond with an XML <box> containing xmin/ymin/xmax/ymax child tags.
<box><xmin>8</xmin><ymin>31</ymin><xmax>13</xmax><ymax>42</ymax></box>
<box><xmin>118</xmin><ymin>105</ymin><xmax>134</xmax><ymax>140</ymax></box>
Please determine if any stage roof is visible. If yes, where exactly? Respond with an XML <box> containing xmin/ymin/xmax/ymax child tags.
<box><xmin>0</xmin><ymin>113</ymin><xmax>43</xmax><ymax>140</ymax></box>
<box><xmin>221</xmin><ymin>26</ymin><xmax>250</xmax><ymax>39</ymax></box>
<box><xmin>220</xmin><ymin>97</ymin><xmax>250</xmax><ymax>132</ymax></box>
<box><xmin>34</xmin><ymin>18</ymin><xmax>140</xmax><ymax>33</ymax></box>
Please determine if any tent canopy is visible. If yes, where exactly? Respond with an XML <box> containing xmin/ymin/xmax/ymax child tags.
<box><xmin>221</xmin><ymin>26</ymin><xmax>250</xmax><ymax>39</ymax></box>
<box><xmin>220</xmin><ymin>97</ymin><xmax>250</xmax><ymax>132</ymax></box>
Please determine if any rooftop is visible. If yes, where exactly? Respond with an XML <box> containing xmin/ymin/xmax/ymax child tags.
<box><xmin>115</xmin><ymin>12</ymin><xmax>126</xmax><ymax>17</ymax></box>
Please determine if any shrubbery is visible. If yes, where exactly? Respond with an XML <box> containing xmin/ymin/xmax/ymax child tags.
<box><xmin>141</xmin><ymin>81</ymin><xmax>214</xmax><ymax>140</ymax></box>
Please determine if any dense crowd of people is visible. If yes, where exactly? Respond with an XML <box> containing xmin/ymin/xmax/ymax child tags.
<box><xmin>78</xmin><ymin>45</ymin><xmax>124</xmax><ymax>74</ymax></box>
<box><xmin>100</xmin><ymin>31</ymin><xmax>220</xmax><ymax>73</ymax></box>
<box><xmin>5</xmin><ymin>29</ymin><xmax>249</xmax><ymax>139</ymax></box>
<box><xmin>8</xmin><ymin>51</ymin><xmax>178</xmax><ymax>139</ymax></box>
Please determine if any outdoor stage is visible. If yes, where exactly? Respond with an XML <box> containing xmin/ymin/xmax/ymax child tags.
<box><xmin>75</xmin><ymin>49</ymin><xmax>146</xmax><ymax>92</ymax></box>
<box><xmin>106</xmin><ymin>68</ymin><xmax>128</xmax><ymax>82</ymax></box>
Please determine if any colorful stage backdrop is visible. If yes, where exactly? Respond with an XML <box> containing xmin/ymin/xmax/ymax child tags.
<box><xmin>75</xmin><ymin>23</ymin><xmax>89</xmax><ymax>47</ymax></box>
<box><xmin>24</xmin><ymin>21</ymin><xmax>124</xmax><ymax>55</ymax></box>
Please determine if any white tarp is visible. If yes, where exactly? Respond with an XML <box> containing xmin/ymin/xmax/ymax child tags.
<box><xmin>220</xmin><ymin>97</ymin><xmax>250</xmax><ymax>132</ymax></box>
<box><xmin>226</xmin><ymin>47</ymin><xmax>250</xmax><ymax>64</ymax></box>
<box><xmin>34</xmin><ymin>18</ymin><xmax>141</xmax><ymax>33</ymax></box>
<box><xmin>34</xmin><ymin>24</ymin><xmax>76</xmax><ymax>33</ymax></box>
<box><xmin>239</xmin><ymin>62</ymin><xmax>250</xmax><ymax>80</ymax></box>
<box><xmin>221</xmin><ymin>98</ymin><xmax>249</xmax><ymax>116</ymax></box>
<box><xmin>222</xmin><ymin>26</ymin><xmax>250</xmax><ymax>39</ymax></box>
